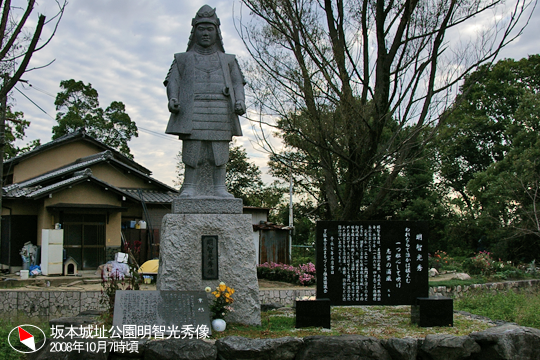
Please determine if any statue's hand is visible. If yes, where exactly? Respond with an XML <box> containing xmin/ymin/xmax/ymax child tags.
<box><xmin>234</xmin><ymin>100</ymin><xmax>246</xmax><ymax>115</ymax></box>
<box><xmin>168</xmin><ymin>98</ymin><xmax>180</xmax><ymax>114</ymax></box>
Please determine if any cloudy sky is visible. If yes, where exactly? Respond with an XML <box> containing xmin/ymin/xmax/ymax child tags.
<box><xmin>10</xmin><ymin>0</ymin><xmax>540</xmax><ymax>188</ymax></box>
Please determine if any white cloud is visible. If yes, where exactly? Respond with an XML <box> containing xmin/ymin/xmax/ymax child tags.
<box><xmin>10</xmin><ymin>0</ymin><xmax>539</xmax><ymax>187</ymax></box>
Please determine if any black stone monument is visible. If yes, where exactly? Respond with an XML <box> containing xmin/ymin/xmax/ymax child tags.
<box><xmin>411</xmin><ymin>297</ymin><xmax>454</xmax><ymax>327</ymax></box>
<box><xmin>316</xmin><ymin>221</ymin><xmax>429</xmax><ymax>305</ymax></box>
<box><xmin>295</xmin><ymin>298</ymin><xmax>331</xmax><ymax>329</ymax></box>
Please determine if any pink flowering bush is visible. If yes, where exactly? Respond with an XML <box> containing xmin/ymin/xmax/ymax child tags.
<box><xmin>257</xmin><ymin>261</ymin><xmax>316</xmax><ymax>286</ymax></box>
<box><xmin>462</xmin><ymin>251</ymin><xmax>510</xmax><ymax>276</ymax></box>
<box><xmin>299</xmin><ymin>262</ymin><xmax>316</xmax><ymax>275</ymax></box>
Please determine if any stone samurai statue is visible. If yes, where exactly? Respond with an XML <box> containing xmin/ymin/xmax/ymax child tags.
<box><xmin>164</xmin><ymin>5</ymin><xmax>246</xmax><ymax>198</ymax></box>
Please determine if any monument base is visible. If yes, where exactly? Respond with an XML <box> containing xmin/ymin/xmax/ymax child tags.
<box><xmin>172</xmin><ymin>197</ymin><xmax>243</xmax><ymax>214</ymax></box>
<box><xmin>157</xmin><ymin>213</ymin><xmax>261</xmax><ymax>326</ymax></box>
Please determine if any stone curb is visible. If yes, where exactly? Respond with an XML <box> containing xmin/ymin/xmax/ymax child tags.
<box><xmin>429</xmin><ymin>278</ymin><xmax>540</xmax><ymax>298</ymax></box>
<box><xmin>28</xmin><ymin>324</ymin><xmax>540</xmax><ymax>360</ymax></box>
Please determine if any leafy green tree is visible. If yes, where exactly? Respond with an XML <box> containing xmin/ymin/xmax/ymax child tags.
<box><xmin>3</xmin><ymin>106</ymin><xmax>40</xmax><ymax>160</ymax></box>
<box><xmin>467</xmin><ymin>92</ymin><xmax>540</xmax><ymax>261</ymax></box>
<box><xmin>436</xmin><ymin>56</ymin><xmax>540</xmax><ymax>260</ymax></box>
<box><xmin>226</xmin><ymin>143</ymin><xmax>264</xmax><ymax>202</ymax></box>
<box><xmin>228</xmin><ymin>143</ymin><xmax>288</xmax><ymax>208</ymax></box>
<box><xmin>270</xmin><ymin>113</ymin><xmax>455</xmax><ymax>255</ymax></box>
<box><xmin>436</xmin><ymin>55</ymin><xmax>540</xmax><ymax>206</ymax></box>
<box><xmin>52</xmin><ymin>79</ymin><xmax>138</xmax><ymax>158</ymax></box>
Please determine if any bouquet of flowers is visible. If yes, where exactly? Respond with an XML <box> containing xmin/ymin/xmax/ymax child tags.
<box><xmin>205</xmin><ymin>282</ymin><xmax>235</xmax><ymax>320</ymax></box>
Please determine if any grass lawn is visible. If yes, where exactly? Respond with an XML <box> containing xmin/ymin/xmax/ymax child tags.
<box><xmin>211</xmin><ymin>305</ymin><xmax>493</xmax><ymax>340</ymax></box>
<box><xmin>455</xmin><ymin>287</ymin><xmax>540</xmax><ymax>329</ymax></box>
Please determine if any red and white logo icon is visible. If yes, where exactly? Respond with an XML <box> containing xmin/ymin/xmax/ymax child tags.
<box><xmin>18</xmin><ymin>326</ymin><xmax>36</xmax><ymax>351</ymax></box>
<box><xmin>8</xmin><ymin>324</ymin><xmax>46</xmax><ymax>353</ymax></box>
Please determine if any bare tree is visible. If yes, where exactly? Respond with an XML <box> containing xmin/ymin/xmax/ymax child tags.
<box><xmin>237</xmin><ymin>0</ymin><xmax>535</xmax><ymax>220</ymax></box>
<box><xmin>0</xmin><ymin>0</ymin><xmax>66</xmax><ymax>99</ymax></box>
<box><xmin>1</xmin><ymin>0</ymin><xmax>66</xmax><ymax>237</ymax></box>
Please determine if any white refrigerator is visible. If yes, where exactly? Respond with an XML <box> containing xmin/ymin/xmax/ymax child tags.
<box><xmin>41</xmin><ymin>229</ymin><xmax>64</xmax><ymax>275</ymax></box>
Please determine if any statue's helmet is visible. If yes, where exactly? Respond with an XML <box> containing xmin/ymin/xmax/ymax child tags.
<box><xmin>187</xmin><ymin>5</ymin><xmax>225</xmax><ymax>52</ymax></box>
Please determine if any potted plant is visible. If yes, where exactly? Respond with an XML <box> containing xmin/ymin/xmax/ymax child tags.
<box><xmin>205</xmin><ymin>282</ymin><xmax>235</xmax><ymax>331</ymax></box>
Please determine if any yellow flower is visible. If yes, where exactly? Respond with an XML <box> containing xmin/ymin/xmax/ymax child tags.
<box><xmin>219</xmin><ymin>284</ymin><xmax>226</xmax><ymax>292</ymax></box>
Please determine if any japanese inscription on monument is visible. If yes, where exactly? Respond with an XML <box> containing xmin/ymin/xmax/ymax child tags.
<box><xmin>316</xmin><ymin>221</ymin><xmax>429</xmax><ymax>305</ymax></box>
<box><xmin>202</xmin><ymin>235</ymin><xmax>219</xmax><ymax>280</ymax></box>
<box><xmin>113</xmin><ymin>291</ymin><xmax>211</xmax><ymax>334</ymax></box>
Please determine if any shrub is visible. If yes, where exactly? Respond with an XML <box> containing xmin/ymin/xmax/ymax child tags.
<box><xmin>492</xmin><ymin>268</ymin><xmax>527</xmax><ymax>281</ymax></box>
<box><xmin>462</xmin><ymin>251</ymin><xmax>519</xmax><ymax>278</ymax></box>
<box><xmin>462</xmin><ymin>251</ymin><xmax>496</xmax><ymax>275</ymax></box>
<box><xmin>428</xmin><ymin>250</ymin><xmax>454</xmax><ymax>271</ymax></box>
<box><xmin>291</xmin><ymin>255</ymin><xmax>314</xmax><ymax>267</ymax></box>
<box><xmin>257</xmin><ymin>262</ymin><xmax>316</xmax><ymax>286</ymax></box>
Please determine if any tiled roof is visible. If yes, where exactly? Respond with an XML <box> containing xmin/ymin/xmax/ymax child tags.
<box><xmin>4</xmin><ymin>130</ymin><xmax>83</xmax><ymax>166</ymax></box>
<box><xmin>120</xmin><ymin>188</ymin><xmax>179</xmax><ymax>204</ymax></box>
<box><xmin>28</xmin><ymin>173</ymin><xmax>90</xmax><ymax>198</ymax></box>
<box><xmin>3</xmin><ymin>167</ymin><xmax>177</xmax><ymax>205</ymax></box>
<box><xmin>252</xmin><ymin>221</ymin><xmax>292</xmax><ymax>231</ymax></box>
<box><xmin>3</xmin><ymin>128</ymin><xmax>151</xmax><ymax>174</ymax></box>
<box><xmin>2</xmin><ymin>168</ymin><xmax>142</xmax><ymax>202</ymax></box>
<box><xmin>4</xmin><ymin>150</ymin><xmax>176</xmax><ymax>193</ymax></box>
<box><xmin>2</xmin><ymin>131</ymin><xmax>179</xmax><ymax>202</ymax></box>
<box><xmin>5</xmin><ymin>151</ymin><xmax>114</xmax><ymax>190</ymax></box>
<box><xmin>3</xmin><ymin>185</ymin><xmax>36</xmax><ymax>198</ymax></box>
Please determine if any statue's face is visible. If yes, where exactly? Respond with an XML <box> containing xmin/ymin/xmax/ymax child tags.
<box><xmin>195</xmin><ymin>24</ymin><xmax>217</xmax><ymax>48</ymax></box>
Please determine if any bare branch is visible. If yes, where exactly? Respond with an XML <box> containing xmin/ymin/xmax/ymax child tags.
<box><xmin>237</xmin><ymin>0</ymin><xmax>536</xmax><ymax>220</ymax></box>
<box><xmin>0</xmin><ymin>0</ymin><xmax>35</xmax><ymax>61</ymax></box>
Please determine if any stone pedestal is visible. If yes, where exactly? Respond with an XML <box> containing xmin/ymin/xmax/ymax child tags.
<box><xmin>411</xmin><ymin>297</ymin><xmax>453</xmax><ymax>327</ymax></box>
<box><xmin>172</xmin><ymin>198</ymin><xmax>243</xmax><ymax>214</ymax></box>
<box><xmin>157</xmin><ymin>211</ymin><xmax>261</xmax><ymax>326</ymax></box>
<box><xmin>296</xmin><ymin>299</ymin><xmax>331</xmax><ymax>329</ymax></box>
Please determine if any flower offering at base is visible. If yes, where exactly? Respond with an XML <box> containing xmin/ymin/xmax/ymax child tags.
<box><xmin>208</xmin><ymin>282</ymin><xmax>235</xmax><ymax>320</ymax></box>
